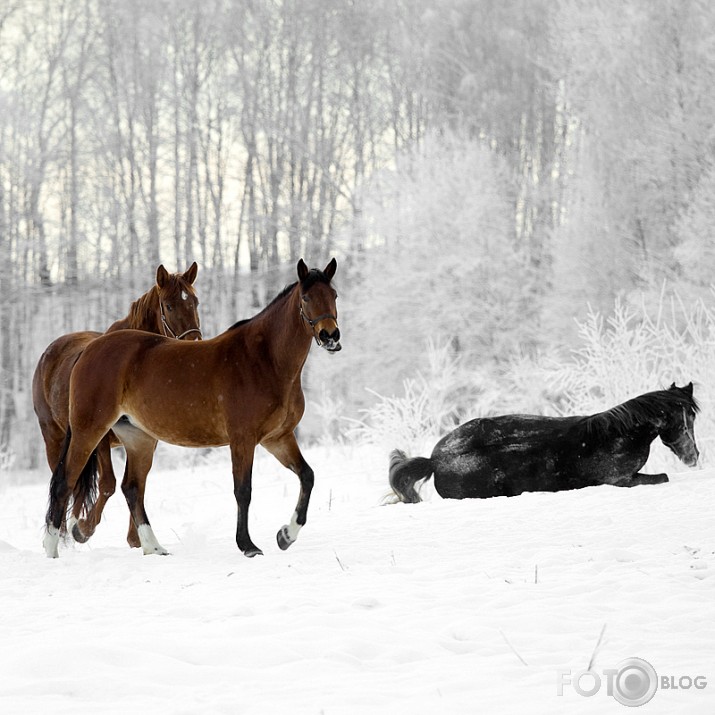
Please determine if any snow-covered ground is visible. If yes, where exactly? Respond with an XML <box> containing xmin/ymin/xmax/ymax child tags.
<box><xmin>0</xmin><ymin>443</ymin><xmax>713</xmax><ymax>714</ymax></box>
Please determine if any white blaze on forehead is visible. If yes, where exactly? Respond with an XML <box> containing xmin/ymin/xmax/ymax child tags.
<box><xmin>181</xmin><ymin>290</ymin><xmax>188</xmax><ymax>301</ymax></box>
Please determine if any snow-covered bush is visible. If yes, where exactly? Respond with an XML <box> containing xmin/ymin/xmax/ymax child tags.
<box><xmin>346</xmin><ymin>339</ymin><xmax>469</xmax><ymax>456</ymax></box>
<box><xmin>350</xmin><ymin>337</ymin><xmax>557</xmax><ymax>455</ymax></box>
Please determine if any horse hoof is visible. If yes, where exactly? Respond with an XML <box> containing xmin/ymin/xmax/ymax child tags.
<box><xmin>243</xmin><ymin>547</ymin><xmax>264</xmax><ymax>558</ymax></box>
<box><xmin>276</xmin><ymin>526</ymin><xmax>294</xmax><ymax>551</ymax></box>
<box><xmin>71</xmin><ymin>522</ymin><xmax>89</xmax><ymax>544</ymax></box>
<box><xmin>77</xmin><ymin>519</ymin><xmax>96</xmax><ymax>539</ymax></box>
<box><xmin>143</xmin><ymin>546</ymin><xmax>170</xmax><ymax>556</ymax></box>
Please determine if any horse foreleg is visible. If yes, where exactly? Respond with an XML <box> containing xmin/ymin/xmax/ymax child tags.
<box><xmin>263</xmin><ymin>434</ymin><xmax>314</xmax><ymax>552</ymax></box>
<box><xmin>119</xmin><ymin>433</ymin><xmax>167</xmax><ymax>555</ymax></box>
<box><xmin>614</xmin><ymin>472</ymin><xmax>669</xmax><ymax>487</ymax></box>
<box><xmin>231</xmin><ymin>442</ymin><xmax>262</xmax><ymax>557</ymax></box>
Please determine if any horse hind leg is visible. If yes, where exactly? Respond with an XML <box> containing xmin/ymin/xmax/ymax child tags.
<box><xmin>71</xmin><ymin>436</ymin><xmax>116</xmax><ymax>543</ymax></box>
<box><xmin>39</xmin><ymin>418</ymin><xmax>67</xmax><ymax>474</ymax></box>
<box><xmin>44</xmin><ymin>431</ymin><xmax>73</xmax><ymax>558</ymax></box>
<box><xmin>44</xmin><ymin>429</ymin><xmax>100</xmax><ymax>558</ymax></box>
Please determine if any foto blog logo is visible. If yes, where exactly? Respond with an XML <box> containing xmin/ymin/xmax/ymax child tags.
<box><xmin>557</xmin><ymin>657</ymin><xmax>707</xmax><ymax>707</ymax></box>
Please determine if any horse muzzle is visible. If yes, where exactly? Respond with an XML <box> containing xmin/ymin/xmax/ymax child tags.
<box><xmin>672</xmin><ymin>438</ymin><xmax>699</xmax><ymax>468</ymax></box>
<box><xmin>684</xmin><ymin>447</ymin><xmax>699</xmax><ymax>468</ymax></box>
<box><xmin>317</xmin><ymin>327</ymin><xmax>341</xmax><ymax>352</ymax></box>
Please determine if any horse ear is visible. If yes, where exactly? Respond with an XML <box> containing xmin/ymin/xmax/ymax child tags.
<box><xmin>156</xmin><ymin>264</ymin><xmax>169</xmax><ymax>288</ymax></box>
<box><xmin>297</xmin><ymin>259</ymin><xmax>309</xmax><ymax>282</ymax></box>
<box><xmin>670</xmin><ymin>382</ymin><xmax>676</xmax><ymax>390</ymax></box>
<box><xmin>183</xmin><ymin>261</ymin><xmax>198</xmax><ymax>285</ymax></box>
<box><xmin>324</xmin><ymin>257</ymin><xmax>337</xmax><ymax>281</ymax></box>
<box><xmin>685</xmin><ymin>382</ymin><xmax>694</xmax><ymax>396</ymax></box>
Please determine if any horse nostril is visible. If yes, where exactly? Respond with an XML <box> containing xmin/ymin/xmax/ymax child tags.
<box><xmin>318</xmin><ymin>328</ymin><xmax>340</xmax><ymax>344</ymax></box>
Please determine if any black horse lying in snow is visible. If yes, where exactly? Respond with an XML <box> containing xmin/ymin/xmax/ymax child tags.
<box><xmin>389</xmin><ymin>383</ymin><xmax>699</xmax><ymax>503</ymax></box>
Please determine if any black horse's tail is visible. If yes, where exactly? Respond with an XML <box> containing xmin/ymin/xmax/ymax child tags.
<box><xmin>45</xmin><ymin>427</ymin><xmax>98</xmax><ymax>538</ymax></box>
<box><xmin>388</xmin><ymin>449</ymin><xmax>434</xmax><ymax>503</ymax></box>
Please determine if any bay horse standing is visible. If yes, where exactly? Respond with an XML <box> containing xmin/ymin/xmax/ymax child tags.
<box><xmin>389</xmin><ymin>384</ymin><xmax>699</xmax><ymax>503</ymax></box>
<box><xmin>34</xmin><ymin>263</ymin><xmax>201</xmax><ymax>545</ymax></box>
<box><xmin>43</xmin><ymin>258</ymin><xmax>341</xmax><ymax>559</ymax></box>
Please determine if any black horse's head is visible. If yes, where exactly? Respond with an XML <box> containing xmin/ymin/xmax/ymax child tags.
<box><xmin>659</xmin><ymin>382</ymin><xmax>699</xmax><ymax>467</ymax></box>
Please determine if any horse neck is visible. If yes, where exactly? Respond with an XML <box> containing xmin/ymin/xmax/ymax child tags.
<box><xmin>107</xmin><ymin>287</ymin><xmax>161</xmax><ymax>334</ymax></box>
<box><xmin>249</xmin><ymin>287</ymin><xmax>312</xmax><ymax>374</ymax></box>
<box><xmin>586</xmin><ymin>403</ymin><xmax>661</xmax><ymax>444</ymax></box>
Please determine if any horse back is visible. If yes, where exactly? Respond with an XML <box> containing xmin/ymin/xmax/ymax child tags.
<box><xmin>434</xmin><ymin>414</ymin><xmax>579</xmax><ymax>456</ymax></box>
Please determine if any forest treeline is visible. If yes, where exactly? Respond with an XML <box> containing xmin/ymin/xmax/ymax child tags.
<box><xmin>2</xmin><ymin>0</ymin><xmax>715</xmax><ymax>468</ymax></box>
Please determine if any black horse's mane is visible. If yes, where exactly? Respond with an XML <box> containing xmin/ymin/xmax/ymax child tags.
<box><xmin>578</xmin><ymin>387</ymin><xmax>699</xmax><ymax>439</ymax></box>
<box><xmin>227</xmin><ymin>269</ymin><xmax>332</xmax><ymax>331</ymax></box>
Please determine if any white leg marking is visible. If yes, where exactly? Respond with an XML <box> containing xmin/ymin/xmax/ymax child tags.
<box><xmin>66</xmin><ymin>515</ymin><xmax>78</xmax><ymax>538</ymax></box>
<box><xmin>286</xmin><ymin>512</ymin><xmax>302</xmax><ymax>542</ymax></box>
<box><xmin>137</xmin><ymin>524</ymin><xmax>169</xmax><ymax>556</ymax></box>
<box><xmin>43</xmin><ymin>525</ymin><xmax>60</xmax><ymax>558</ymax></box>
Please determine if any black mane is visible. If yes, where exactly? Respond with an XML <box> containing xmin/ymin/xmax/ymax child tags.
<box><xmin>578</xmin><ymin>386</ymin><xmax>699</xmax><ymax>439</ymax></box>
<box><xmin>227</xmin><ymin>268</ymin><xmax>333</xmax><ymax>331</ymax></box>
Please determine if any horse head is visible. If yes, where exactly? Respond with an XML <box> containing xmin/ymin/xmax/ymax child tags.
<box><xmin>659</xmin><ymin>382</ymin><xmax>699</xmax><ymax>467</ymax></box>
<box><xmin>156</xmin><ymin>262</ymin><xmax>202</xmax><ymax>341</ymax></box>
<box><xmin>297</xmin><ymin>258</ymin><xmax>341</xmax><ymax>353</ymax></box>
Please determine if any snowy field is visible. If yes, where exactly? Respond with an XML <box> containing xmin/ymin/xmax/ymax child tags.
<box><xmin>0</xmin><ymin>443</ymin><xmax>713</xmax><ymax>714</ymax></box>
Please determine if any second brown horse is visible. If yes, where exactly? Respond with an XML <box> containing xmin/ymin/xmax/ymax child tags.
<box><xmin>33</xmin><ymin>263</ymin><xmax>201</xmax><ymax>546</ymax></box>
<box><xmin>43</xmin><ymin>258</ymin><xmax>341</xmax><ymax>559</ymax></box>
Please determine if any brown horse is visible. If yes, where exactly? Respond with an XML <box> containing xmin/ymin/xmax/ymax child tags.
<box><xmin>34</xmin><ymin>263</ymin><xmax>201</xmax><ymax>546</ymax></box>
<box><xmin>43</xmin><ymin>258</ymin><xmax>341</xmax><ymax>559</ymax></box>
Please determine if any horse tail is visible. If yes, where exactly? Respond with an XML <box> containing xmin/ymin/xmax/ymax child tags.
<box><xmin>388</xmin><ymin>449</ymin><xmax>434</xmax><ymax>503</ymax></box>
<box><xmin>45</xmin><ymin>427</ymin><xmax>98</xmax><ymax>538</ymax></box>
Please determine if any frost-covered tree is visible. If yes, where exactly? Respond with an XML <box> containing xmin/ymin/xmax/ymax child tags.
<box><xmin>674</xmin><ymin>166</ymin><xmax>715</xmax><ymax>289</ymax></box>
<box><xmin>553</xmin><ymin>0</ymin><xmax>715</xmax><ymax>293</ymax></box>
<box><xmin>331</xmin><ymin>131</ymin><xmax>534</xmax><ymax>412</ymax></box>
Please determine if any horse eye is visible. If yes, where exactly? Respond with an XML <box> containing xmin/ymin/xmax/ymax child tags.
<box><xmin>166</xmin><ymin>304</ymin><xmax>173</xmax><ymax>312</ymax></box>
<box><xmin>302</xmin><ymin>295</ymin><xmax>309</xmax><ymax>302</ymax></box>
